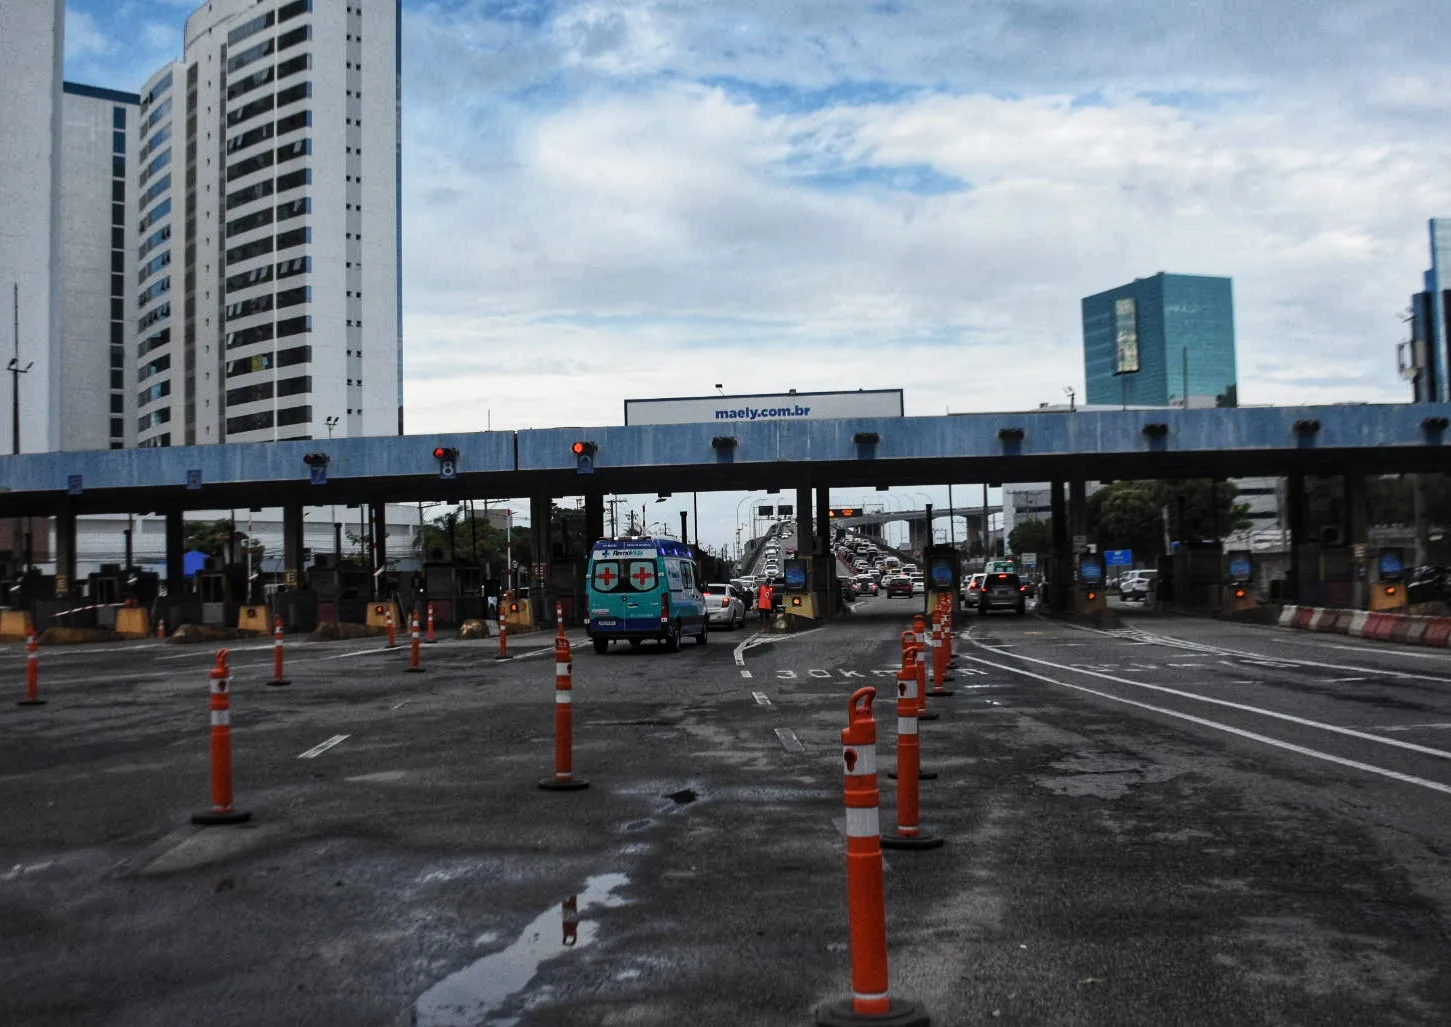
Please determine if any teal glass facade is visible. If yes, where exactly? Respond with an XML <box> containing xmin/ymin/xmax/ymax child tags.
<box><xmin>1082</xmin><ymin>273</ymin><xmax>1238</xmax><ymax>408</ymax></box>
<box><xmin>1413</xmin><ymin>218</ymin><xmax>1451</xmax><ymax>403</ymax></box>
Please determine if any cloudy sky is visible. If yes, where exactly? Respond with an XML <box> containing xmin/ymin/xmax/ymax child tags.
<box><xmin>63</xmin><ymin>0</ymin><xmax>1451</xmax><ymax>551</ymax></box>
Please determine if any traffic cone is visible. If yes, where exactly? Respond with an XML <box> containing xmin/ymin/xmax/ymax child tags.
<box><xmin>266</xmin><ymin>615</ymin><xmax>291</xmax><ymax>687</ymax></box>
<box><xmin>882</xmin><ymin>656</ymin><xmax>943</xmax><ymax>852</ymax></box>
<box><xmin>405</xmin><ymin>610</ymin><xmax>426</xmax><ymax>674</ymax></box>
<box><xmin>18</xmin><ymin>630</ymin><xmax>45</xmax><ymax>707</ymax></box>
<box><xmin>539</xmin><ymin>629</ymin><xmax>588</xmax><ymax>791</ymax></box>
<box><xmin>816</xmin><ymin>687</ymin><xmax>930</xmax><ymax>1027</ymax></box>
<box><xmin>426</xmin><ymin>602</ymin><xmax>437</xmax><ymax>644</ymax></box>
<box><xmin>192</xmin><ymin>649</ymin><xmax>251</xmax><ymax>826</ymax></box>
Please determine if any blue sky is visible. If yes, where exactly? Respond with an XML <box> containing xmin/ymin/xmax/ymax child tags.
<box><xmin>61</xmin><ymin>0</ymin><xmax>1451</xmax><ymax>549</ymax></box>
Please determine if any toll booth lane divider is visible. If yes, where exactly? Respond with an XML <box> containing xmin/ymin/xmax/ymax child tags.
<box><xmin>1275</xmin><ymin>604</ymin><xmax>1451</xmax><ymax>650</ymax></box>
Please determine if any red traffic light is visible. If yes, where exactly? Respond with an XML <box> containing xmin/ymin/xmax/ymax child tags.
<box><xmin>433</xmin><ymin>447</ymin><xmax>446</xmax><ymax>460</ymax></box>
<box><xmin>432</xmin><ymin>446</ymin><xmax>458</xmax><ymax>462</ymax></box>
<box><xmin>572</xmin><ymin>440</ymin><xmax>596</xmax><ymax>456</ymax></box>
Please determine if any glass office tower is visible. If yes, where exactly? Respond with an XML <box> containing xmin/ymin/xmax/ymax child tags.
<box><xmin>1082</xmin><ymin>273</ymin><xmax>1238</xmax><ymax>408</ymax></box>
<box><xmin>1407</xmin><ymin>218</ymin><xmax>1451</xmax><ymax>403</ymax></box>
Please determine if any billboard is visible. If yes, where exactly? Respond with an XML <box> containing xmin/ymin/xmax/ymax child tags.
<box><xmin>625</xmin><ymin>389</ymin><xmax>905</xmax><ymax>426</ymax></box>
<box><xmin>1114</xmin><ymin>297</ymin><xmax>1140</xmax><ymax>375</ymax></box>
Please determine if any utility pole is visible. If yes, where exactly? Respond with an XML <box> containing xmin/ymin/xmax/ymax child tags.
<box><xmin>605</xmin><ymin>496</ymin><xmax>625</xmax><ymax>537</ymax></box>
<box><xmin>11</xmin><ymin>283</ymin><xmax>33</xmax><ymax>573</ymax></box>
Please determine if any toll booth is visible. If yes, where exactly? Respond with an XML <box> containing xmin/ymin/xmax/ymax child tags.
<box><xmin>195</xmin><ymin>567</ymin><xmax>235</xmax><ymax>627</ymax></box>
<box><xmin>1078</xmin><ymin>553</ymin><xmax>1106</xmax><ymax>613</ymax></box>
<box><xmin>924</xmin><ymin>545</ymin><xmax>960</xmax><ymax>612</ymax></box>
<box><xmin>457</xmin><ymin>565</ymin><xmax>491</xmax><ymax>624</ymax></box>
<box><xmin>1223</xmin><ymin>551</ymin><xmax>1257</xmax><ymax>614</ymax></box>
<box><xmin>1372</xmin><ymin>547</ymin><xmax>1408</xmax><ymax>611</ymax></box>
<box><xmin>310</xmin><ymin>557</ymin><xmax>372</xmax><ymax>624</ymax></box>
<box><xmin>780</xmin><ymin>558</ymin><xmax>814</xmax><ymax>625</ymax></box>
<box><xmin>122</xmin><ymin>567</ymin><xmax>160</xmax><ymax>607</ymax></box>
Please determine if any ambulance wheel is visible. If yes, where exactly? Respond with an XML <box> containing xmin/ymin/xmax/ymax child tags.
<box><xmin>592</xmin><ymin>638</ymin><xmax>608</xmax><ymax>654</ymax></box>
<box><xmin>664</xmin><ymin>624</ymin><xmax>681</xmax><ymax>652</ymax></box>
<box><xmin>695</xmin><ymin>622</ymin><xmax>709</xmax><ymax>646</ymax></box>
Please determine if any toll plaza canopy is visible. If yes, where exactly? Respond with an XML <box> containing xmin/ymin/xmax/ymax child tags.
<box><xmin>1</xmin><ymin>403</ymin><xmax>1449</xmax><ymax>516</ymax></box>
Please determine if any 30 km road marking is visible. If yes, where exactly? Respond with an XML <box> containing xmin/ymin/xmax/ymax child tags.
<box><xmin>966</xmin><ymin>644</ymin><xmax>1451</xmax><ymax>763</ymax></box>
<box><xmin>965</xmin><ymin>655</ymin><xmax>1451</xmax><ymax>796</ymax></box>
<box><xmin>298</xmin><ymin>734</ymin><xmax>350</xmax><ymax>759</ymax></box>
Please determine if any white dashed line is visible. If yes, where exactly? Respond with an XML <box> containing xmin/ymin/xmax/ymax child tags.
<box><xmin>298</xmin><ymin>734</ymin><xmax>350</xmax><ymax>759</ymax></box>
<box><xmin>752</xmin><ymin>691</ymin><xmax>772</xmax><ymax>706</ymax></box>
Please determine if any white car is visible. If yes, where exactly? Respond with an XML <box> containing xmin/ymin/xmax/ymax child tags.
<box><xmin>910</xmin><ymin>573</ymin><xmax>925</xmax><ymax>595</ymax></box>
<box><xmin>702</xmin><ymin>584</ymin><xmax>746</xmax><ymax>629</ymax></box>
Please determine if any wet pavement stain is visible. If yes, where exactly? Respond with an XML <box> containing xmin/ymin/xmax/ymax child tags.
<box><xmin>412</xmin><ymin>872</ymin><xmax>630</xmax><ymax>1026</ymax></box>
<box><xmin>663</xmin><ymin>788</ymin><xmax>697</xmax><ymax>805</ymax></box>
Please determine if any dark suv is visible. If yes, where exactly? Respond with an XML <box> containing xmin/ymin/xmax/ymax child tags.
<box><xmin>978</xmin><ymin>572</ymin><xmax>1027</xmax><ymax>615</ymax></box>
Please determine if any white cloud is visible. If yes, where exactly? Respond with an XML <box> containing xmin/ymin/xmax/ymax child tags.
<box><xmin>64</xmin><ymin>9</ymin><xmax>109</xmax><ymax>60</ymax></box>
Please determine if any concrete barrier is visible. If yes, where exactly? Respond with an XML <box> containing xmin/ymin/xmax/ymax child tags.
<box><xmin>1</xmin><ymin>610</ymin><xmax>35</xmax><ymax>641</ymax></box>
<box><xmin>1309</xmin><ymin>608</ymin><xmax>1338</xmax><ymax>632</ymax></box>
<box><xmin>1403</xmin><ymin>617</ymin><xmax>1431</xmax><ymax>645</ymax></box>
<box><xmin>1295</xmin><ymin>607</ymin><xmax>1316</xmax><ymax>630</ymax></box>
<box><xmin>1332</xmin><ymin>610</ymin><xmax>1355</xmax><ymax>633</ymax></box>
<box><xmin>237</xmin><ymin>604</ymin><xmax>272</xmax><ymax>633</ymax></box>
<box><xmin>1367</xmin><ymin>614</ymin><xmax>1396</xmax><ymax>642</ymax></box>
<box><xmin>1278</xmin><ymin>605</ymin><xmax>1300</xmax><ymax>627</ymax></box>
<box><xmin>1424</xmin><ymin>619</ymin><xmax>1451</xmax><ymax>647</ymax></box>
<box><xmin>1347</xmin><ymin>611</ymin><xmax>1369</xmax><ymax>637</ymax></box>
<box><xmin>115</xmin><ymin>606</ymin><xmax>151</xmax><ymax>638</ymax></box>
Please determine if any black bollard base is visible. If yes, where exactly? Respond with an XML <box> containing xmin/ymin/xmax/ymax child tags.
<box><xmin>192</xmin><ymin>809</ymin><xmax>252</xmax><ymax>826</ymax></box>
<box><xmin>918</xmin><ymin>711</ymin><xmax>940</xmax><ymax>721</ymax></box>
<box><xmin>17</xmin><ymin>698</ymin><xmax>47</xmax><ymax>706</ymax></box>
<box><xmin>926</xmin><ymin>688</ymin><xmax>955</xmax><ymax>698</ymax></box>
<box><xmin>885</xmin><ymin>768</ymin><xmax>938</xmax><ymax>780</ymax></box>
<box><xmin>265</xmin><ymin>678</ymin><xmax>291</xmax><ymax>687</ymax></box>
<box><xmin>405</xmin><ymin>666</ymin><xmax>426</xmax><ymax>674</ymax></box>
<box><xmin>539</xmin><ymin>777</ymin><xmax>590</xmax><ymax>791</ymax></box>
<box><xmin>881</xmin><ymin>831</ymin><xmax>945</xmax><ymax>851</ymax></box>
<box><xmin>815</xmin><ymin>997</ymin><xmax>930</xmax><ymax>1027</ymax></box>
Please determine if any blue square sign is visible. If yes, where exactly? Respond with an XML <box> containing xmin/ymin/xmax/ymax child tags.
<box><xmin>67</xmin><ymin>474</ymin><xmax>83</xmax><ymax>496</ymax></box>
<box><xmin>186</xmin><ymin>469</ymin><xmax>202</xmax><ymax>490</ymax></box>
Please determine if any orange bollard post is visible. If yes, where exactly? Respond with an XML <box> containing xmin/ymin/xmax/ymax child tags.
<box><xmin>426</xmin><ymin>601</ymin><xmax>437</xmax><ymax>644</ymax></box>
<box><xmin>156</xmin><ymin>617</ymin><xmax>167</xmax><ymax>640</ymax></box>
<box><xmin>927</xmin><ymin>610</ymin><xmax>954</xmax><ymax>698</ymax></box>
<box><xmin>882</xmin><ymin>654</ymin><xmax>943</xmax><ymax>851</ymax></box>
<box><xmin>816</xmin><ymin>687</ymin><xmax>929</xmax><ymax>1027</ymax></box>
<box><xmin>385</xmin><ymin>607</ymin><xmax>398</xmax><ymax>648</ymax></box>
<box><xmin>539</xmin><ymin>630</ymin><xmax>588</xmax><ymax>791</ymax></box>
<box><xmin>18</xmin><ymin>630</ymin><xmax>45</xmax><ymax>707</ymax></box>
<box><xmin>886</xmin><ymin>644</ymin><xmax>937</xmax><ymax>783</ymax></box>
<box><xmin>555</xmin><ymin>601</ymin><xmax>566</xmax><ymax>640</ymax></box>
<box><xmin>192</xmin><ymin>649</ymin><xmax>251</xmax><ymax>826</ymax></box>
<box><xmin>405</xmin><ymin>610</ymin><xmax>425</xmax><ymax>674</ymax></box>
<box><xmin>911</xmin><ymin>614</ymin><xmax>937</xmax><ymax>721</ymax></box>
<box><xmin>495</xmin><ymin>607</ymin><xmax>509</xmax><ymax>660</ymax></box>
<box><xmin>266</xmin><ymin>615</ymin><xmax>291</xmax><ymax>687</ymax></box>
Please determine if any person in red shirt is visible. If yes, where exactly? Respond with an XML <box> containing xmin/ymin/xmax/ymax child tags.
<box><xmin>756</xmin><ymin>582</ymin><xmax>774</xmax><ymax>630</ymax></box>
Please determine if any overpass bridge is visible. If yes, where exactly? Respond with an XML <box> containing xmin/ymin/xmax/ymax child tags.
<box><xmin>2</xmin><ymin>403</ymin><xmax>1447</xmax><ymax>621</ymax></box>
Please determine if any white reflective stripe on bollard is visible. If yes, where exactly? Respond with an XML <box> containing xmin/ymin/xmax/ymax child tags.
<box><xmin>898</xmin><ymin>716</ymin><xmax>918</xmax><ymax>735</ymax></box>
<box><xmin>843</xmin><ymin>745</ymin><xmax>877</xmax><ymax>776</ymax></box>
<box><xmin>211</xmin><ymin>710</ymin><xmax>230</xmax><ymax>727</ymax></box>
<box><xmin>555</xmin><ymin>663</ymin><xmax>571</xmax><ymax>676</ymax></box>
<box><xmin>555</xmin><ymin>692</ymin><xmax>572</xmax><ymax>704</ymax></box>
<box><xmin>844</xmin><ymin>806</ymin><xmax>881</xmax><ymax>837</ymax></box>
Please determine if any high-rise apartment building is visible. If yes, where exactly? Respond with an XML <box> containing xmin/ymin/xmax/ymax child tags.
<box><xmin>1</xmin><ymin>0</ymin><xmax>65</xmax><ymax>455</ymax></box>
<box><xmin>2</xmin><ymin>1</ymin><xmax>139</xmax><ymax>455</ymax></box>
<box><xmin>1082</xmin><ymin>273</ymin><xmax>1238</xmax><ymax>409</ymax></box>
<box><xmin>1402</xmin><ymin>218</ymin><xmax>1451</xmax><ymax>403</ymax></box>
<box><xmin>135</xmin><ymin>0</ymin><xmax>401</xmax><ymax>447</ymax></box>
<box><xmin>61</xmin><ymin>83</ymin><xmax>140</xmax><ymax>451</ymax></box>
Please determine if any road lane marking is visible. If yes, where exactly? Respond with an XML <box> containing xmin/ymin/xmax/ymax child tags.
<box><xmin>965</xmin><ymin>642</ymin><xmax>1451</xmax><ymax>763</ymax></box>
<box><xmin>1378</xmin><ymin>722</ymin><xmax>1451</xmax><ymax>732</ymax></box>
<box><xmin>753</xmin><ymin>691</ymin><xmax>772</xmax><ymax>706</ymax></box>
<box><xmin>298</xmin><ymin>734</ymin><xmax>350</xmax><ymax>759</ymax></box>
<box><xmin>1329</xmin><ymin>676</ymin><xmax>1369</xmax><ymax>683</ymax></box>
<box><xmin>739</xmin><ymin>669</ymin><xmax>753</xmax><ymax>679</ymax></box>
<box><xmin>774</xmin><ymin>728</ymin><xmax>805</xmax><ymax>753</ymax></box>
<box><xmin>964</xmin><ymin>654</ymin><xmax>1451</xmax><ymax>796</ymax></box>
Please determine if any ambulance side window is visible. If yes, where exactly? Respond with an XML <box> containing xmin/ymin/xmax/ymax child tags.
<box><xmin>680</xmin><ymin>561</ymin><xmax>695</xmax><ymax>592</ymax></box>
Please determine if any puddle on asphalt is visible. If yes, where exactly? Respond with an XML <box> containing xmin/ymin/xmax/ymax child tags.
<box><xmin>413</xmin><ymin>872</ymin><xmax>630</xmax><ymax>1026</ymax></box>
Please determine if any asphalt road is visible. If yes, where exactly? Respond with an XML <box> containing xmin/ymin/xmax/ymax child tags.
<box><xmin>3</xmin><ymin>597</ymin><xmax>1451</xmax><ymax>1025</ymax></box>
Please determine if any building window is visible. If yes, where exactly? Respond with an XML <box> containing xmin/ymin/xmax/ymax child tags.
<box><xmin>227</xmin><ymin>38</ymin><xmax>276</xmax><ymax>75</ymax></box>
<box><xmin>226</xmin><ymin>148</ymin><xmax>274</xmax><ymax>183</ymax></box>
<box><xmin>225</xmin><ymin>207</ymin><xmax>272</xmax><ymax>238</ymax></box>
<box><xmin>227</xmin><ymin>93</ymin><xmax>275</xmax><ymax>129</ymax></box>
<box><xmin>227</xmin><ymin>121</ymin><xmax>275</xmax><ymax>155</ymax></box>
<box><xmin>226</xmin><ymin>410</ymin><xmax>274</xmax><ymax>434</ymax></box>
<box><xmin>225</xmin><ymin>235</ymin><xmax>274</xmax><ymax>266</ymax></box>
<box><xmin>277</xmin><ymin>404</ymin><xmax>312</xmax><ymax>427</ymax></box>
<box><xmin>276</xmin><ymin>314</ymin><xmax>310</xmax><ymax>339</ymax></box>
<box><xmin>112</xmin><ymin>180</ymin><xmax>126</xmax><ymax>203</ymax></box>
<box><xmin>227</xmin><ymin>10</ymin><xmax>275</xmax><ymax>46</ymax></box>
<box><xmin>277</xmin><ymin>53</ymin><xmax>311</xmax><ymax>81</ymax></box>
<box><xmin>276</xmin><ymin>109</ymin><xmax>311</xmax><ymax>136</ymax></box>
<box><xmin>113</xmin><ymin>106</ymin><xmax>127</xmax><ymax>129</ymax></box>
<box><xmin>225</xmin><ymin>322</ymin><xmax>275</xmax><ymax>350</ymax></box>
<box><xmin>275</xmin><ymin>197</ymin><xmax>309</xmax><ymax>223</ymax></box>
<box><xmin>227</xmin><ymin>66</ymin><xmax>275</xmax><ymax>102</ymax></box>
<box><xmin>279</xmin><ymin>0</ymin><xmax>313</xmax><ymax>22</ymax></box>
<box><xmin>276</xmin><ymin>167</ymin><xmax>311</xmax><ymax>192</ymax></box>
<box><xmin>275</xmin><ymin>226</ymin><xmax>309</xmax><ymax>252</ymax></box>
<box><xmin>277</xmin><ymin>81</ymin><xmax>311</xmax><ymax>107</ymax></box>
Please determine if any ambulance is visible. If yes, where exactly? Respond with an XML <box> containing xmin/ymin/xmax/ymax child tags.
<box><xmin>585</xmin><ymin>537</ymin><xmax>709</xmax><ymax>654</ymax></box>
